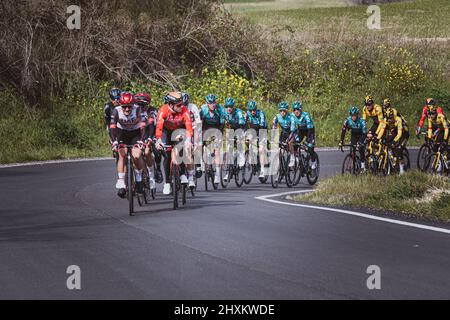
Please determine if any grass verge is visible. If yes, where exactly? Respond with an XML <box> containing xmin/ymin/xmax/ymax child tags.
<box><xmin>293</xmin><ymin>171</ymin><xmax>450</xmax><ymax>223</ymax></box>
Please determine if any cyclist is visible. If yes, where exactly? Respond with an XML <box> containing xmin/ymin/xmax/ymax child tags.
<box><xmin>416</xmin><ymin>98</ymin><xmax>444</xmax><ymax>137</ymax></box>
<box><xmin>134</xmin><ymin>92</ymin><xmax>160</xmax><ymax>190</ymax></box>
<box><xmin>427</xmin><ymin>105</ymin><xmax>449</xmax><ymax>152</ymax></box>
<box><xmin>288</xmin><ymin>101</ymin><xmax>317</xmax><ymax>169</ymax></box>
<box><xmin>244</xmin><ymin>100</ymin><xmax>268</xmax><ymax>179</ymax></box>
<box><xmin>104</xmin><ymin>87</ymin><xmax>122</xmax><ymax>140</ymax></box>
<box><xmin>200</xmin><ymin>94</ymin><xmax>226</xmax><ymax>184</ymax></box>
<box><xmin>339</xmin><ymin>106</ymin><xmax>368</xmax><ymax>170</ymax></box>
<box><xmin>272</xmin><ymin>102</ymin><xmax>291</xmax><ymax>144</ymax></box>
<box><xmin>182</xmin><ymin>92</ymin><xmax>202</xmax><ymax>179</ymax></box>
<box><xmin>362</xmin><ymin>95</ymin><xmax>384</xmax><ymax>139</ymax></box>
<box><xmin>110</xmin><ymin>92</ymin><xmax>148</xmax><ymax>197</ymax></box>
<box><xmin>155</xmin><ymin>92</ymin><xmax>194</xmax><ymax>195</ymax></box>
<box><xmin>222</xmin><ymin>97</ymin><xmax>246</xmax><ymax>181</ymax></box>
<box><xmin>379</xmin><ymin>107</ymin><xmax>410</xmax><ymax>174</ymax></box>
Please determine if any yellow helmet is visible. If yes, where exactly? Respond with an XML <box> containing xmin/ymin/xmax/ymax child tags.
<box><xmin>382</xmin><ymin>98</ymin><xmax>391</xmax><ymax>108</ymax></box>
<box><xmin>385</xmin><ymin>107</ymin><xmax>396</xmax><ymax>119</ymax></box>
<box><xmin>364</xmin><ymin>95</ymin><xmax>374</xmax><ymax>105</ymax></box>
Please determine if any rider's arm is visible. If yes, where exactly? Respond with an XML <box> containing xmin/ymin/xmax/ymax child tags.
<box><xmin>393</xmin><ymin>118</ymin><xmax>403</xmax><ymax>143</ymax></box>
<box><xmin>183</xmin><ymin>109</ymin><xmax>194</xmax><ymax>138</ymax></box>
<box><xmin>304</xmin><ymin>113</ymin><xmax>314</xmax><ymax>130</ymax></box>
<box><xmin>272</xmin><ymin>116</ymin><xmax>278</xmax><ymax>130</ymax></box>
<box><xmin>361</xmin><ymin>118</ymin><xmax>368</xmax><ymax>135</ymax></box>
<box><xmin>374</xmin><ymin>106</ymin><xmax>385</xmax><ymax>136</ymax></box>
<box><xmin>340</xmin><ymin>119</ymin><xmax>348</xmax><ymax>142</ymax></box>
<box><xmin>418</xmin><ymin>106</ymin><xmax>427</xmax><ymax>129</ymax></box>
<box><xmin>155</xmin><ymin>108</ymin><xmax>166</xmax><ymax>140</ymax></box>
<box><xmin>109</xmin><ymin>108</ymin><xmax>119</xmax><ymax>141</ymax></box>
<box><xmin>441</xmin><ymin>115</ymin><xmax>449</xmax><ymax>141</ymax></box>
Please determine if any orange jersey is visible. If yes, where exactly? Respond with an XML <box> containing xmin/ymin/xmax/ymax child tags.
<box><xmin>155</xmin><ymin>104</ymin><xmax>193</xmax><ymax>139</ymax></box>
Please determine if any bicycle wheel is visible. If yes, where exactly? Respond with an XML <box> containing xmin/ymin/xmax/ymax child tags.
<box><xmin>342</xmin><ymin>154</ymin><xmax>354</xmax><ymax>175</ymax></box>
<box><xmin>367</xmin><ymin>154</ymin><xmax>378</xmax><ymax>175</ymax></box>
<box><xmin>204</xmin><ymin>165</ymin><xmax>209</xmax><ymax>191</ymax></box>
<box><xmin>182</xmin><ymin>184</ymin><xmax>187</xmax><ymax>205</ymax></box>
<box><xmin>243</xmin><ymin>151</ymin><xmax>253</xmax><ymax>185</ymax></box>
<box><xmin>172</xmin><ymin>164</ymin><xmax>179</xmax><ymax>210</ymax></box>
<box><xmin>271</xmin><ymin>152</ymin><xmax>281</xmax><ymax>188</ymax></box>
<box><xmin>307</xmin><ymin>152</ymin><xmax>320</xmax><ymax>185</ymax></box>
<box><xmin>220</xmin><ymin>154</ymin><xmax>230</xmax><ymax>188</ymax></box>
<box><xmin>417</xmin><ymin>143</ymin><xmax>432</xmax><ymax>172</ymax></box>
<box><xmin>127</xmin><ymin>154</ymin><xmax>135</xmax><ymax>216</ymax></box>
<box><xmin>293</xmin><ymin>155</ymin><xmax>304</xmax><ymax>186</ymax></box>
<box><xmin>234</xmin><ymin>162</ymin><xmax>245</xmax><ymax>188</ymax></box>
<box><xmin>285</xmin><ymin>154</ymin><xmax>296</xmax><ymax>188</ymax></box>
<box><xmin>142</xmin><ymin>169</ymin><xmax>151</xmax><ymax>204</ymax></box>
<box><xmin>402</xmin><ymin>149</ymin><xmax>410</xmax><ymax>172</ymax></box>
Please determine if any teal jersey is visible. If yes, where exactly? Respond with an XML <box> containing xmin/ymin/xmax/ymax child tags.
<box><xmin>246</xmin><ymin>110</ymin><xmax>267</xmax><ymax>130</ymax></box>
<box><xmin>343</xmin><ymin>116</ymin><xmax>367</xmax><ymax>134</ymax></box>
<box><xmin>272</xmin><ymin>112</ymin><xmax>291</xmax><ymax>133</ymax></box>
<box><xmin>200</xmin><ymin>104</ymin><xmax>226</xmax><ymax>129</ymax></box>
<box><xmin>290</xmin><ymin>111</ymin><xmax>314</xmax><ymax>132</ymax></box>
<box><xmin>225</xmin><ymin>107</ymin><xmax>246</xmax><ymax>129</ymax></box>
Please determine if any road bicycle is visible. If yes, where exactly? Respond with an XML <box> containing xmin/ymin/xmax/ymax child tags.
<box><xmin>271</xmin><ymin>142</ymin><xmax>290</xmax><ymax>188</ymax></box>
<box><xmin>340</xmin><ymin>143</ymin><xmax>363</xmax><ymax>175</ymax></box>
<box><xmin>161</xmin><ymin>143</ymin><xmax>188</xmax><ymax>210</ymax></box>
<box><xmin>425</xmin><ymin>143</ymin><xmax>449</xmax><ymax>176</ymax></box>
<box><xmin>220</xmin><ymin>149</ymin><xmax>245</xmax><ymax>188</ymax></box>
<box><xmin>202</xmin><ymin>139</ymin><xmax>219</xmax><ymax>191</ymax></box>
<box><xmin>286</xmin><ymin>142</ymin><xmax>320</xmax><ymax>186</ymax></box>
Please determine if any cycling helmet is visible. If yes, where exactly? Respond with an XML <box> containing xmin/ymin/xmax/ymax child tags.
<box><xmin>205</xmin><ymin>94</ymin><xmax>217</xmax><ymax>104</ymax></box>
<box><xmin>278</xmin><ymin>102</ymin><xmax>289</xmax><ymax>111</ymax></box>
<box><xmin>134</xmin><ymin>92</ymin><xmax>151</xmax><ymax>105</ymax></box>
<box><xmin>164</xmin><ymin>91</ymin><xmax>183</xmax><ymax>105</ymax></box>
<box><xmin>182</xmin><ymin>92</ymin><xmax>190</xmax><ymax>106</ymax></box>
<box><xmin>364</xmin><ymin>95</ymin><xmax>374</xmax><ymax>105</ymax></box>
<box><xmin>119</xmin><ymin>92</ymin><xmax>134</xmax><ymax>106</ymax></box>
<box><xmin>385</xmin><ymin>107</ymin><xmax>396</xmax><ymax>119</ymax></box>
<box><xmin>425</xmin><ymin>98</ymin><xmax>435</xmax><ymax>106</ymax></box>
<box><xmin>224</xmin><ymin>97</ymin><xmax>235</xmax><ymax>108</ymax></box>
<box><xmin>247</xmin><ymin>100</ymin><xmax>257</xmax><ymax>111</ymax></box>
<box><xmin>349</xmin><ymin>106</ymin><xmax>359</xmax><ymax>116</ymax></box>
<box><xmin>382</xmin><ymin>98</ymin><xmax>391</xmax><ymax>108</ymax></box>
<box><xmin>292</xmin><ymin>101</ymin><xmax>302</xmax><ymax>111</ymax></box>
<box><xmin>109</xmin><ymin>88</ymin><xmax>122</xmax><ymax>101</ymax></box>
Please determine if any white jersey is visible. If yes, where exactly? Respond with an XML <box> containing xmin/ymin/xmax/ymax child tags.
<box><xmin>110</xmin><ymin>104</ymin><xmax>146</xmax><ymax>131</ymax></box>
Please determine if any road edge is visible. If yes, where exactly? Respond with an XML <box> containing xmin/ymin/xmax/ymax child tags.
<box><xmin>255</xmin><ymin>190</ymin><xmax>450</xmax><ymax>235</ymax></box>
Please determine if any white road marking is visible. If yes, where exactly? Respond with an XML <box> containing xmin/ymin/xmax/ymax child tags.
<box><xmin>0</xmin><ymin>157</ymin><xmax>112</xmax><ymax>169</ymax></box>
<box><xmin>256</xmin><ymin>190</ymin><xmax>450</xmax><ymax>235</ymax></box>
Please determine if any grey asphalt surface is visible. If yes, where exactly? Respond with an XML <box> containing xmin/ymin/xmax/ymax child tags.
<box><xmin>0</xmin><ymin>150</ymin><xmax>449</xmax><ymax>299</ymax></box>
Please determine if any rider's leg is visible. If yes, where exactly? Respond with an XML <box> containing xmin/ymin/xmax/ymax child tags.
<box><xmin>116</xmin><ymin>147</ymin><xmax>126</xmax><ymax>189</ymax></box>
<box><xmin>144</xmin><ymin>146</ymin><xmax>155</xmax><ymax>188</ymax></box>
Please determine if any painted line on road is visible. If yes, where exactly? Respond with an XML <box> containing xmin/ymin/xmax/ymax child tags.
<box><xmin>0</xmin><ymin>157</ymin><xmax>112</xmax><ymax>169</ymax></box>
<box><xmin>256</xmin><ymin>190</ymin><xmax>450</xmax><ymax>235</ymax></box>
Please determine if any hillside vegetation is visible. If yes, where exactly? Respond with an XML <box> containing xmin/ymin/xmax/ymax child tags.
<box><xmin>0</xmin><ymin>0</ymin><xmax>449</xmax><ymax>163</ymax></box>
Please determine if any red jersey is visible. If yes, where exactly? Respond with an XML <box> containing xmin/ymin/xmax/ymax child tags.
<box><xmin>418</xmin><ymin>105</ymin><xmax>444</xmax><ymax>128</ymax></box>
<box><xmin>156</xmin><ymin>104</ymin><xmax>193</xmax><ymax>139</ymax></box>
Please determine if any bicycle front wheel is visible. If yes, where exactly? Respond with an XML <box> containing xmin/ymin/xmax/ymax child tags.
<box><xmin>307</xmin><ymin>152</ymin><xmax>320</xmax><ymax>185</ymax></box>
<box><xmin>172</xmin><ymin>164</ymin><xmax>179</xmax><ymax>210</ymax></box>
<box><xmin>417</xmin><ymin>143</ymin><xmax>432</xmax><ymax>172</ymax></box>
<box><xmin>127</xmin><ymin>156</ymin><xmax>135</xmax><ymax>216</ymax></box>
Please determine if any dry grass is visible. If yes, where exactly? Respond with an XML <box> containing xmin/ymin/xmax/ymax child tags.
<box><xmin>295</xmin><ymin>171</ymin><xmax>450</xmax><ymax>222</ymax></box>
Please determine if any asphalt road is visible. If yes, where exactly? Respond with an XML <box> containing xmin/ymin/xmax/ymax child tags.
<box><xmin>0</xmin><ymin>150</ymin><xmax>449</xmax><ymax>299</ymax></box>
